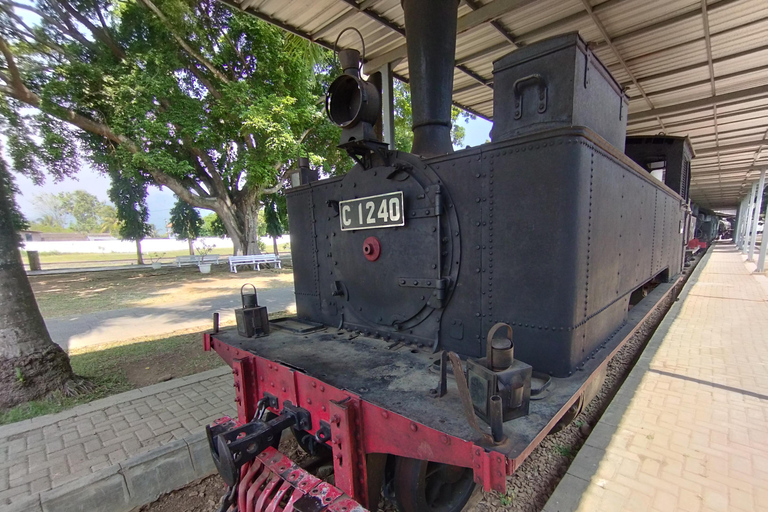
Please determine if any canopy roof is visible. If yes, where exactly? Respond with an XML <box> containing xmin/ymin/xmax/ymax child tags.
<box><xmin>221</xmin><ymin>0</ymin><xmax>768</xmax><ymax>209</ymax></box>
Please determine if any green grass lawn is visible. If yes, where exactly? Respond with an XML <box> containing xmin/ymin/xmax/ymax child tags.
<box><xmin>0</xmin><ymin>310</ymin><xmax>289</xmax><ymax>425</ymax></box>
<box><xmin>0</xmin><ymin>328</ymin><xmax>223</xmax><ymax>425</ymax></box>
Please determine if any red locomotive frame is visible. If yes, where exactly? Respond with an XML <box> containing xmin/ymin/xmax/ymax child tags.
<box><xmin>204</xmin><ymin>333</ymin><xmax>509</xmax><ymax>510</ymax></box>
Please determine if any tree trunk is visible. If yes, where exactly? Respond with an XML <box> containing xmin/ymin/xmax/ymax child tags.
<box><xmin>188</xmin><ymin>238</ymin><xmax>195</xmax><ymax>255</ymax></box>
<box><xmin>215</xmin><ymin>204</ymin><xmax>247</xmax><ymax>256</ymax></box>
<box><xmin>244</xmin><ymin>195</ymin><xmax>261</xmax><ymax>255</ymax></box>
<box><xmin>273</xmin><ymin>237</ymin><xmax>279</xmax><ymax>257</ymax></box>
<box><xmin>136</xmin><ymin>239</ymin><xmax>144</xmax><ymax>265</ymax></box>
<box><xmin>0</xmin><ymin>171</ymin><xmax>76</xmax><ymax>409</ymax></box>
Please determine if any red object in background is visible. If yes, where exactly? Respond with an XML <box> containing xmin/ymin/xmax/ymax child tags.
<box><xmin>687</xmin><ymin>238</ymin><xmax>707</xmax><ymax>250</ymax></box>
<box><xmin>362</xmin><ymin>237</ymin><xmax>381</xmax><ymax>261</ymax></box>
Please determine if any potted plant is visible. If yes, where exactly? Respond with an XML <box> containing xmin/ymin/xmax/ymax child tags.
<box><xmin>196</xmin><ymin>241</ymin><xmax>215</xmax><ymax>274</ymax></box>
<box><xmin>148</xmin><ymin>252</ymin><xmax>165</xmax><ymax>270</ymax></box>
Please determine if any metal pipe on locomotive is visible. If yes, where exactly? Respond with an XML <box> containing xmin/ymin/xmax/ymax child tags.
<box><xmin>204</xmin><ymin>1</ymin><xmax>695</xmax><ymax>511</ymax></box>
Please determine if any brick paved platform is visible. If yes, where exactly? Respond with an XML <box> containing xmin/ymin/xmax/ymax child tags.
<box><xmin>545</xmin><ymin>243</ymin><xmax>768</xmax><ymax>512</ymax></box>
<box><xmin>0</xmin><ymin>366</ymin><xmax>235</xmax><ymax>511</ymax></box>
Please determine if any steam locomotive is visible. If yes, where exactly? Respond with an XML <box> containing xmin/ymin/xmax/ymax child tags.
<box><xmin>204</xmin><ymin>2</ymin><xmax>694</xmax><ymax>511</ymax></box>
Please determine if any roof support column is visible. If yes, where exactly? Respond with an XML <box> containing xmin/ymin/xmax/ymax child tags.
<box><xmin>742</xmin><ymin>182</ymin><xmax>757</xmax><ymax>254</ymax></box>
<box><xmin>747</xmin><ymin>169</ymin><xmax>766</xmax><ymax>261</ymax></box>
<box><xmin>379</xmin><ymin>62</ymin><xmax>395</xmax><ymax>150</ymax></box>
<box><xmin>757</xmin><ymin>202</ymin><xmax>768</xmax><ymax>273</ymax></box>
<box><xmin>735</xmin><ymin>196</ymin><xmax>747</xmax><ymax>249</ymax></box>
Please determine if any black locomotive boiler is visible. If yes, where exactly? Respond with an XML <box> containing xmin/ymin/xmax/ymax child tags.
<box><xmin>204</xmin><ymin>2</ymin><xmax>693</xmax><ymax>511</ymax></box>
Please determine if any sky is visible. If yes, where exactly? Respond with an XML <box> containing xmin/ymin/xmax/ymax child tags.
<box><xmin>12</xmin><ymin>116</ymin><xmax>494</xmax><ymax>233</ymax></box>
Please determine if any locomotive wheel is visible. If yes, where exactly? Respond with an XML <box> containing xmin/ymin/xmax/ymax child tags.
<box><xmin>393</xmin><ymin>457</ymin><xmax>476</xmax><ymax>512</ymax></box>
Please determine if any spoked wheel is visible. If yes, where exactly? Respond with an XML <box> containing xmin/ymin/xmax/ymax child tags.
<box><xmin>393</xmin><ymin>457</ymin><xmax>477</xmax><ymax>512</ymax></box>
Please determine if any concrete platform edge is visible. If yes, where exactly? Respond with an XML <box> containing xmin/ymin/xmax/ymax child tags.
<box><xmin>6</xmin><ymin>430</ymin><xmax>217</xmax><ymax>512</ymax></box>
<box><xmin>542</xmin><ymin>248</ymin><xmax>714</xmax><ymax>512</ymax></box>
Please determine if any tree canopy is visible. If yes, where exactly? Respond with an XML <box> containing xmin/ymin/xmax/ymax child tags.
<box><xmin>31</xmin><ymin>190</ymin><xmax>119</xmax><ymax>234</ymax></box>
<box><xmin>0</xmin><ymin>0</ymin><xmax>350</xmax><ymax>254</ymax></box>
<box><xmin>108</xmin><ymin>172</ymin><xmax>151</xmax><ymax>241</ymax></box>
<box><xmin>0</xmin><ymin>0</ymin><xmax>473</xmax><ymax>256</ymax></box>
<box><xmin>169</xmin><ymin>197</ymin><xmax>202</xmax><ymax>241</ymax></box>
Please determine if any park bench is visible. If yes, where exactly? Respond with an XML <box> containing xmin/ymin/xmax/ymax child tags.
<box><xmin>175</xmin><ymin>255</ymin><xmax>221</xmax><ymax>267</ymax></box>
<box><xmin>228</xmin><ymin>254</ymin><xmax>282</xmax><ymax>273</ymax></box>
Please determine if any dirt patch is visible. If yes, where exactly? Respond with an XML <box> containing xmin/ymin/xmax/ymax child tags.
<box><xmin>30</xmin><ymin>265</ymin><xmax>293</xmax><ymax>317</ymax></box>
<box><xmin>139</xmin><ymin>435</ymin><xmax>314</xmax><ymax>512</ymax></box>
<box><xmin>120</xmin><ymin>340</ymin><xmax>225</xmax><ymax>388</ymax></box>
<box><xmin>136</xmin><ymin>474</ymin><xmax>226</xmax><ymax>512</ymax></box>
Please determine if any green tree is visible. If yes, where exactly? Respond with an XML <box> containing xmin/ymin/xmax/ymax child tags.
<box><xmin>392</xmin><ymin>81</ymin><xmax>471</xmax><ymax>152</ymax></box>
<box><xmin>32</xmin><ymin>191</ymin><xmax>116</xmax><ymax>233</ymax></box>
<box><xmin>169</xmin><ymin>198</ymin><xmax>202</xmax><ymax>255</ymax></box>
<box><xmin>200</xmin><ymin>213</ymin><xmax>227</xmax><ymax>238</ymax></box>
<box><xmin>0</xmin><ymin>153</ymin><xmax>28</xmax><ymax>239</ymax></box>
<box><xmin>32</xmin><ymin>194</ymin><xmax>69</xmax><ymax>231</ymax></box>
<box><xmin>61</xmin><ymin>191</ymin><xmax>105</xmax><ymax>233</ymax></box>
<box><xmin>97</xmin><ymin>204</ymin><xmax>121</xmax><ymax>236</ymax></box>
<box><xmin>262</xmin><ymin>194</ymin><xmax>287</xmax><ymax>256</ymax></box>
<box><xmin>0</xmin><ymin>0</ymin><xmax>350</xmax><ymax>255</ymax></box>
<box><xmin>108</xmin><ymin>172</ymin><xmax>151</xmax><ymax>264</ymax></box>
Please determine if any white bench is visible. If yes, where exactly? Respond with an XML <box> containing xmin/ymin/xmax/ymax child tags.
<box><xmin>176</xmin><ymin>255</ymin><xmax>221</xmax><ymax>267</ymax></box>
<box><xmin>228</xmin><ymin>254</ymin><xmax>282</xmax><ymax>273</ymax></box>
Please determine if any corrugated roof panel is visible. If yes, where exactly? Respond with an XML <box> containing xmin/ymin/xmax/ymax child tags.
<box><xmin>716</xmin><ymin>73</ymin><xmax>768</xmax><ymax>96</ymax></box>
<box><xmin>616</xmin><ymin>42</ymin><xmax>708</xmax><ymax>80</ymax></box>
<box><xmin>639</xmin><ymin>67</ymin><xmax>711</xmax><ymax>95</ymax></box>
<box><xmin>455</xmin><ymin>25</ymin><xmax>510</xmax><ymax>65</ymax></box>
<box><xmin>512</xmin><ymin>16</ymin><xmax>601</xmax><ymax>47</ymax></box>
<box><xmin>229</xmin><ymin>0</ymin><xmax>768</xmax><ymax>206</ymax></box>
<box><xmin>496</xmin><ymin>0</ymin><xmax>584</xmax><ymax>38</ymax></box>
<box><xmin>594</xmin><ymin>0</ymin><xmax>699</xmax><ymax>37</ymax></box>
<box><xmin>609</xmin><ymin>18</ymin><xmax>704</xmax><ymax>63</ymax></box>
<box><xmin>642</xmin><ymin>84</ymin><xmax>713</xmax><ymax>108</ymax></box>
<box><xmin>455</xmin><ymin>86</ymin><xmax>493</xmax><ymax>106</ymax></box>
<box><xmin>710</xmin><ymin>24</ymin><xmax>768</xmax><ymax>60</ymax></box>
<box><xmin>707</xmin><ymin>0</ymin><xmax>768</xmax><ymax>34</ymax></box>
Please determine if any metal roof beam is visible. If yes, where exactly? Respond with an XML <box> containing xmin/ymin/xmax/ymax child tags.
<box><xmin>364</xmin><ymin>0</ymin><xmax>537</xmax><ymax>73</ymax></box>
<box><xmin>456</xmin><ymin>0</ymin><xmax>538</xmax><ymax>34</ymax></box>
<box><xmin>463</xmin><ymin>0</ymin><xmax>522</xmax><ymax>47</ymax></box>
<box><xmin>628</xmin><ymin>85</ymin><xmax>768</xmax><ymax>122</ymax></box>
<box><xmin>579</xmin><ymin>0</ymin><xmax>664</xmax><ymax>131</ymax></box>
<box><xmin>614</xmin><ymin>15</ymin><xmax>768</xmax><ymax>70</ymax></box>
<box><xmin>696</xmin><ymin>139</ymin><xmax>768</xmax><ymax>155</ymax></box>
<box><xmin>593</xmin><ymin>0</ymin><xmax>739</xmax><ymax>51</ymax></box>
<box><xmin>626</xmin><ymin>45</ymin><xmax>768</xmax><ymax>88</ymax></box>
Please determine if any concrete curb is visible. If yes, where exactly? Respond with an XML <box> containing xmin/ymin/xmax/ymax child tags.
<box><xmin>0</xmin><ymin>367</ymin><xmax>231</xmax><ymax>439</ymax></box>
<box><xmin>6</xmin><ymin>430</ymin><xmax>217</xmax><ymax>512</ymax></box>
<box><xmin>543</xmin><ymin>248</ymin><xmax>715</xmax><ymax>512</ymax></box>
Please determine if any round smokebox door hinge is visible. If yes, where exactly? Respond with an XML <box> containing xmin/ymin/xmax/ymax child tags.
<box><xmin>363</xmin><ymin>237</ymin><xmax>381</xmax><ymax>262</ymax></box>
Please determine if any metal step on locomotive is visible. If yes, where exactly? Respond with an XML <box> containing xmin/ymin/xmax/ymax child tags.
<box><xmin>203</xmin><ymin>2</ymin><xmax>696</xmax><ymax>511</ymax></box>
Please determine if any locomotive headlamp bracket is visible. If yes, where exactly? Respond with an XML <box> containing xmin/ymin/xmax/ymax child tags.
<box><xmin>326</xmin><ymin>28</ymin><xmax>382</xmax><ymax>151</ymax></box>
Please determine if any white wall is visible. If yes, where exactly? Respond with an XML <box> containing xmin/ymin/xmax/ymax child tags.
<box><xmin>23</xmin><ymin>235</ymin><xmax>291</xmax><ymax>254</ymax></box>
<box><xmin>22</xmin><ymin>237</ymin><xmax>230</xmax><ymax>254</ymax></box>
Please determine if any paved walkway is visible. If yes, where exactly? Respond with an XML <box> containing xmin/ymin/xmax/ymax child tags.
<box><xmin>0</xmin><ymin>367</ymin><xmax>235</xmax><ymax>509</ymax></box>
<box><xmin>545</xmin><ymin>243</ymin><xmax>768</xmax><ymax>512</ymax></box>
<box><xmin>45</xmin><ymin>287</ymin><xmax>295</xmax><ymax>351</ymax></box>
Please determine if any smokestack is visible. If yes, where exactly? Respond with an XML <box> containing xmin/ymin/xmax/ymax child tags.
<box><xmin>401</xmin><ymin>0</ymin><xmax>458</xmax><ymax>157</ymax></box>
